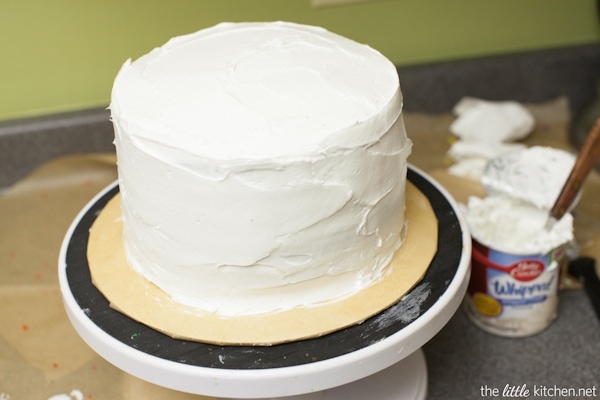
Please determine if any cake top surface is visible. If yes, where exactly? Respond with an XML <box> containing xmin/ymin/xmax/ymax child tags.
<box><xmin>111</xmin><ymin>21</ymin><xmax>401</xmax><ymax>160</ymax></box>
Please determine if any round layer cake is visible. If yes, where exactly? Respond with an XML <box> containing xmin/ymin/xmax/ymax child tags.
<box><xmin>110</xmin><ymin>21</ymin><xmax>412</xmax><ymax>316</ymax></box>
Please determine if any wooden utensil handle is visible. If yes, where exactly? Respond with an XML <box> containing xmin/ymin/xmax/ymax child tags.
<box><xmin>551</xmin><ymin>117</ymin><xmax>600</xmax><ymax>220</ymax></box>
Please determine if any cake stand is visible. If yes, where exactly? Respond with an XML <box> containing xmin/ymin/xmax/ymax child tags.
<box><xmin>58</xmin><ymin>165</ymin><xmax>471</xmax><ymax>399</ymax></box>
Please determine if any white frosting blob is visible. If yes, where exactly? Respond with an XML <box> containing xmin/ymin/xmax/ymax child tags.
<box><xmin>466</xmin><ymin>196</ymin><xmax>573</xmax><ymax>255</ymax></box>
<box><xmin>447</xmin><ymin>140</ymin><xmax>527</xmax><ymax>162</ymax></box>
<box><xmin>481</xmin><ymin>146</ymin><xmax>576</xmax><ymax>210</ymax></box>
<box><xmin>450</xmin><ymin>97</ymin><xmax>535</xmax><ymax>143</ymax></box>
<box><xmin>110</xmin><ymin>22</ymin><xmax>412</xmax><ymax>316</ymax></box>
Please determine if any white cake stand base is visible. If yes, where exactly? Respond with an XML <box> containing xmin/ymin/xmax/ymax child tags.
<box><xmin>218</xmin><ymin>349</ymin><xmax>427</xmax><ymax>400</ymax></box>
<box><xmin>59</xmin><ymin>165</ymin><xmax>469</xmax><ymax>399</ymax></box>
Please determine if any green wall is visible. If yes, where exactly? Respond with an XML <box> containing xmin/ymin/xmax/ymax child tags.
<box><xmin>1</xmin><ymin>0</ymin><xmax>599</xmax><ymax>121</ymax></box>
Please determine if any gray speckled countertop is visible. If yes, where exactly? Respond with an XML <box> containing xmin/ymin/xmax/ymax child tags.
<box><xmin>1</xmin><ymin>43</ymin><xmax>600</xmax><ymax>399</ymax></box>
<box><xmin>425</xmin><ymin>291</ymin><xmax>600</xmax><ymax>399</ymax></box>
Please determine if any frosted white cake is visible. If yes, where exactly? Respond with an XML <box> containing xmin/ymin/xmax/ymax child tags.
<box><xmin>110</xmin><ymin>21</ymin><xmax>412</xmax><ymax>316</ymax></box>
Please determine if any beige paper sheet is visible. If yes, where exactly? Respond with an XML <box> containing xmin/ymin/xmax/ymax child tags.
<box><xmin>87</xmin><ymin>182</ymin><xmax>437</xmax><ymax>345</ymax></box>
<box><xmin>0</xmin><ymin>154</ymin><xmax>214</xmax><ymax>400</ymax></box>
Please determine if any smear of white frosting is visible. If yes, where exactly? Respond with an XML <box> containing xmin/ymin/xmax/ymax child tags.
<box><xmin>481</xmin><ymin>146</ymin><xmax>576</xmax><ymax>210</ymax></box>
<box><xmin>111</xmin><ymin>22</ymin><xmax>411</xmax><ymax>316</ymax></box>
<box><xmin>447</xmin><ymin>140</ymin><xmax>527</xmax><ymax>162</ymax></box>
<box><xmin>47</xmin><ymin>390</ymin><xmax>83</xmax><ymax>400</ymax></box>
<box><xmin>450</xmin><ymin>97</ymin><xmax>535</xmax><ymax>143</ymax></box>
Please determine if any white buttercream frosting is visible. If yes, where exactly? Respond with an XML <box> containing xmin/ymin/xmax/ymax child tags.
<box><xmin>110</xmin><ymin>21</ymin><xmax>412</xmax><ymax>316</ymax></box>
<box><xmin>466</xmin><ymin>196</ymin><xmax>573</xmax><ymax>255</ymax></box>
<box><xmin>481</xmin><ymin>146</ymin><xmax>576</xmax><ymax>210</ymax></box>
<box><xmin>467</xmin><ymin>147</ymin><xmax>576</xmax><ymax>255</ymax></box>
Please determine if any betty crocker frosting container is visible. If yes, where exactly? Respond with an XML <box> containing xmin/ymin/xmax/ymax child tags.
<box><xmin>463</xmin><ymin>147</ymin><xmax>576</xmax><ymax>337</ymax></box>
<box><xmin>464</xmin><ymin>236</ymin><xmax>568</xmax><ymax>337</ymax></box>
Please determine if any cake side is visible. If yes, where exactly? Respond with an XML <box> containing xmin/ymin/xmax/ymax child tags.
<box><xmin>110</xmin><ymin>21</ymin><xmax>412</xmax><ymax>316</ymax></box>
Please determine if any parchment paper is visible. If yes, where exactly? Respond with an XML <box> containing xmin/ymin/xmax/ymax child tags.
<box><xmin>0</xmin><ymin>154</ymin><xmax>214</xmax><ymax>399</ymax></box>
